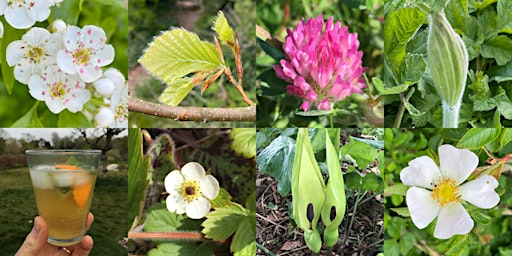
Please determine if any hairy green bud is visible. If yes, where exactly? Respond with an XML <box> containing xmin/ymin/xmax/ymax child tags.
<box><xmin>427</xmin><ymin>11</ymin><xmax>468</xmax><ymax>127</ymax></box>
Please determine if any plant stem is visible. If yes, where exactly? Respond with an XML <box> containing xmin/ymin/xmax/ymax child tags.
<box><xmin>224</xmin><ymin>67</ymin><xmax>254</xmax><ymax>106</ymax></box>
<box><xmin>394</xmin><ymin>88</ymin><xmax>415</xmax><ymax>128</ymax></box>
<box><xmin>327</xmin><ymin>246</ymin><xmax>333</xmax><ymax>255</ymax></box>
<box><xmin>329</xmin><ymin>113</ymin><xmax>334</xmax><ymax>128</ymax></box>
<box><xmin>442</xmin><ymin>101</ymin><xmax>460</xmax><ymax>128</ymax></box>
<box><xmin>256</xmin><ymin>243</ymin><xmax>276</xmax><ymax>256</ymax></box>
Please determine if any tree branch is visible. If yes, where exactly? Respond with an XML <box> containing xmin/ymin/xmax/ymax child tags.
<box><xmin>128</xmin><ymin>97</ymin><xmax>256</xmax><ymax>122</ymax></box>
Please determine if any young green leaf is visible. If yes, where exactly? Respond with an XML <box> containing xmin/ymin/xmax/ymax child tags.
<box><xmin>457</xmin><ymin>128</ymin><xmax>500</xmax><ymax>149</ymax></box>
<box><xmin>128</xmin><ymin>129</ymin><xmax>150</xmax><ymax>230</ymax></box>
<box><xmin>138</xmin><ymin>28</ymin><xmax>225</xmax><ymax>87</ymax></box>
<box><xmin>214</xmin><ymin>11</ymin><xmax>235</xmax><ymax>45</ymax></box>
<box><xmin>11</xmin><ymin>101</ymin><xmax>44</xmax><ymax>128</ymax></box>
<box><xmin>321</xmin><ymin>129</ymin><xmax>346</xmax><ymax>247</ymax></box>
<box><xmin>201</xmin><ymin>203</ymin><xmax>246</xmax><ymax>241</ymax></box>
<box><xmin>291</xmin><ymin>128</ymin><xmax>326</xmax><ymax>253</ymax></box>
<box><xmin>158</xmin><ymin>78</ymin><xmax>194</xmax><ymax>106</ymax></box>
<box><xmin>210</xmin><ymin>188</ymin><xmax>232</xmax><ymax>208</ymax></box>
<box><xmin>229</xmin><ymin>128</ymin><xmax>256</xmax><ymax>159</ymax></box>
<box><xmin>341</xmin><ymin>139</ymin><xmax>378</xmax><ymax>168</ymax></box>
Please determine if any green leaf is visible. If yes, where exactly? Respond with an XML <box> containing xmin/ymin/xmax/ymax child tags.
<box><xmin>350</xmin><ymin>137</ymin><xmax>384</xmax><ymax>149</ymax></box>
<box><xmin>390</xmin><ymin>207</ymin><xmax>411</xmax><ymax>217</ymax></box>
<box><xmin>457</xmin><ymin>128</ymin><xmax>500</xmax><ymax>149</ymax></box>
<box><xmin>258</xmin><ymin>68</ymin><xmax>287</xmax><ymax>96</ymax></box>
<box><xmin>202</xmin><ymin>203</ymin><xmax>246</xmax><ymax>241</ymax></box>
<box><xmin>148</xmin><ymin>242</ymin><xmax>214</xmax><ymax>256</ymax></box>
<box><xmin>139</xmin><ymin>28</ymin><xmax>224</xmax><ymax>86</ymax></box>
<box><xmin>341</xmin><ymin>139</ymin><xmax>378</xmax><ymax>168</ymax></box>
<box><xmin>478</xmin><ymin>7</ymin><xmax>499</xmax><ymax>39</ymax></box>
<box><xmin>399</xmin><ymin>232</ymin><xmax>415</xmax><ymax>255</ymax></box>
<box><xmin>158</xmin><ymin>78</ymin><xmax>195</xmax><ymax>106</ymax></box>
<box><xmin>400</xmin><ymin>53</ymin><xmax>426</xmax><ymax>84</ymax></box>
<box><xmin>128</xmin><ymin>129</ymin><xmax>150</xmax><ymax>229</ymax></box>
<box><xmin>210</xmin><ymin>188</ymin><xmax>232</xmax><ymax>208</ymax></box>
<box><xmin>475</xmin><ymin>0</ymin><xmax>498</xmax><ymax>10</ymax></box>
<box><xmin>145</xmin><ymin>208</ymin><xmax>187</xmax><ymax>232</ymax></box>
<box><xmin>373</xmin><ymin>77</ymin><xmax>411</xmax><ymax>95</ymax></box>
<box><xmin>469</xmin><ymin>210</ymin><xmax>491</xmax><ymax>225</ymax></box>
<box><xmin>481</xmin><ymin>35</ymin><xmax>512</xmax><ymax>65</ymax></box>
<box><xmin>344</xmin><ymin>172</ymin><xmax>383</xmax><ymax>192</ymax></box>
<box><xmin>146</xmin><ymin>133</ymin><xmax>175</xmax><ymax>184</ymax></box>
<box><xmin>11</xmin><ymin>102</ymin><xmax>44</xmax><ymax>128</ymax></box>
<box><xmin>50</xmin><ymin>0</ymin><xmax>83</xmax><ymax>25</ymax></box>
<box><xmin>0</xmin><ymin>17</ymin><xmax>24</xmax><ymax>94</ymax></box>
<box><xmin>445</xmin><ymin>234</ymin><xmax>468</xmax><ymax>256</ymax></box>
<box><xmin>214</xmin><ymin>11</ymin><xmax>235</xmax><ymax>45</ymax></box>
<box><xmin>229</xmin><ymin>128</ymin><xmax>256</xmax><ymax>159</ymax></box>
<box><xmin>296</xmin><ymin>110</ymin><xmax>332</xmax><ymax>116</ymax></box>
<box><xmin>257</xmin><ymin>135</ymin><xmax>295</xmax><ymax>196</ymax></box>
<box><xmin>257</xmin><ymin>38</ymin><xmax>285</xmax><ymax>61</ymax></box>
<box><xmin>488</xmin><ymin>61</ymin><xmax>512</xmax><ymax>82</ymax></box>
<box><xmin>384</xmin><ymin>183</ymin><xmax>409</xmax><ymax>196</ymax></box>
<box><xmin>498</xmin><ymin>0</ymin><xmax>512</xmax><ymax>32</ymax></box>
<box><xmin>57</xmin><ymin>110</ymin><xmax>91</xmax><ymax>127</ymax></box>
<box><xmin>232</xmin><ymin>215</ymin><xmax>256</xmax><ymax>256</ymax></box>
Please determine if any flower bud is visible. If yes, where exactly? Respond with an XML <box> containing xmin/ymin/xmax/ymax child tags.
<box><xmin>427</xmin><ymin>11</ymin><xmax>468</xmax><ymax>108</ymax></box>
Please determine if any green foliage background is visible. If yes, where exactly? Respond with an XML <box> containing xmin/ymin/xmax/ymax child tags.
<box><xmin>384</xmin><ymin>128</ymin><xmax>512</xmax><ymax>255</ymax></box>
<box><xmin>384</xmin><ymin>0</ymin><xmax>512</xmax><ymax>128</ymax></box>
<box><xmin>256</xmin><ymin>0</ymin><xmax>384</xmax><ymax>127</ymax></box>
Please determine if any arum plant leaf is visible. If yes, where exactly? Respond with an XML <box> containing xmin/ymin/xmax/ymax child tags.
<box><xmin>158</xmin><ymin>78</ymin><xmax>194</xmax><ymax>106</ymax></box>
<box><xmin>321</xmin><ymin>129</ymin><xmax>346</xmax><ymax>247</ymax></box>
<box><xmin>292</xmin><ymin>128</ymin><xmax>326</xmax><ymax>253</ymax></box>
<box><xmin>139</xmin><ymin>28</ymin><xmax>225</xmax><ymax>104</ymax></box>
<box><xmin>214</xmin><ymin>11</ymin><xmax>235</xmax><ymax>45</ymax></box>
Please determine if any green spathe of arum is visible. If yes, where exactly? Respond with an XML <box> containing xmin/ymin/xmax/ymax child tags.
<box><xmin>427</xmin><ymin>11</ymin><xmax>468</xmax><ymax>128</ymax></box>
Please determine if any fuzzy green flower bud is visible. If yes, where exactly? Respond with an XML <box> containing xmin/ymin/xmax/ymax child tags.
<box><xmin>427</xmin><ymin>11</ymin><xmax>468</xmax><ymax>127</ymax></box>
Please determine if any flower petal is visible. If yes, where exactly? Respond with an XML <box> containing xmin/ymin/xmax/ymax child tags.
<box><xmin>5</xmin><ymin>5</ymin><xmax>34</xmax><ymax>29</ymax></box>
<box><xmin>439</xmin><ymin>144</ymin><xmax>478</xmax><ymax>185</ymax></box>
<box><xmin>57</xmin><ymin>50</ymin><xmax>77</xmax><ymax>74</ymax></box>
<box><xmin>185</xmin><ymin>197</ymin><xmax>210</xmax><ymax>219</ymax></box>
<box><xmin>199</xmin><ymin>175</ymin><xmax>220</xmax><ymax>199</ymax></box>
<box><xmin>164</xmin><ymin>170</ymin><xmax>184</xmax><ymax>194</ymax></box>
<box><xmin>434</xmin><ymin>203</ymin><xmax>473</xmax><ymax>239</ymax></box>
<box><xmin>406</xmin><ymin>186</ymin><xmax>441</xmax><ymax>229</ymax></box>
<box><xmin>166</xmin><ymin>194</ymin><xmax>185</xmax><ymax>214</ymax></box>
<box><xmin>78</xmin><ymin>64</ymin><xmax>102</xmax><ymax>83</ymax></box>
<box><xmin>400</xmin><ymin>156</ymin><xmax>441</xmax><ymax>189</ymax></box>
<box><xmin>181</xmin><ymin>162</ymin><xmax>206</xmax><ymax>181</ymax></box>
<box><xmin>460</xmin><ymin>174</ymin><xmax>500</xmax><ymax>209</ymax></box>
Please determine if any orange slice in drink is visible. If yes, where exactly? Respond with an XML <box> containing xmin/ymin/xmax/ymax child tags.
<box><xmin>73</xmin><ymin>181</ymin><xmax>92</xmax><ymax>209</ymax></box>
<box><xmin>56</xmin><ymin>164</ymin><xmax>81</xmax><ymax>170</ymax></box>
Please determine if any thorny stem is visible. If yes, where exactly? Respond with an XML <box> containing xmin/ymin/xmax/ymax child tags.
<box><xmin>128</xmin><ymin>97</ymin><xmax>256</xmax><ymax>122</ymax></box>
<box><xmin>224</xmin><ymin>67</ymin><xmax>254</xmax><ymax>106</ymax></box>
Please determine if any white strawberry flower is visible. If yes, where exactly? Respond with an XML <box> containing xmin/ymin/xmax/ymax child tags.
<box><xmin>165</xmin><ymin>162</ymin><xmax>220</xmax><ymax>219</ymax></box>
<box><xmin>0</xmin><ymin>0</ymin><xmax>54</xmax><ymax>29</ymax></box>
<box><xmin>28</xmin><ymin>65</ymin><xmax>91</xmax><ymax>113</ymax></box>
<box><xmin>6</xmin><ymin>27</ymin><xmax>62</xmax><ymax>85</ymax></box>
<box><xmin>57</xmin><ymin>25</ymin><xmax>115</xmax><ymax>83</ymax></box>
<box><xmin>400</xmin><ymin>144</ymin><xmax>500</xmax><ymax>239</ymax></box>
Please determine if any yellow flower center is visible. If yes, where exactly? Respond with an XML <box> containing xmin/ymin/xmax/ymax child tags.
<box><xmin>74</xmin><ymin>48</ymin><xmax>92</xmax><ymax>65</ymax></box>
<box><xmin>431</xmin><ymin>178</ymin><xmax>461</xmax><ymax>206</ymax></box>
<box><xmin>28</xmin><ymin>46</ymin><xmax>44</xmax><ymax>62</ymax></box>
<box><xmin>180</xmin><ymin>180</ymin><xmax>200</xmax><ymax>202</ymax></box>
<box><xmin>50</xmin><ymin>82</ymin><xmax>66</xmax><ymax>98</ymax></box>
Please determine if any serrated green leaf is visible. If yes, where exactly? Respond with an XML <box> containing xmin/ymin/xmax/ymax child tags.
<box><xmin>145</xmin><ymin>208</ymin><xmax>187</xmax><ymax>232</ymax></box>
<box><xmin>498</xmin><ymin>0</ymin><xmax>512</xmax><ymax>32</ymax></box>
<box><xmin>147</xmin><ymin>242</ymin><xmax>214</xmax><ymax>256</ymax></box>
<box><xmin>232</xmin><ymin>215</ymin><xmax>256</xmax><ymax>255</ymax></box>
<box><xmin>457</xmin><ymin>128</ymin><xmax>500</xmax><ymax>149</ymax></box>
<box><xmin>445</xmin><ymin>234</ymin><xmax>468</xmax><ymax>256</ymax></box>
<box><xmin>400</xmin><ymin>53</ymin><xmax>426</xmax><ymax>84</ymax></box>
<box><xmin>373</xmin><ymin>77</ymin><xmax>411</xmax><ymax>95</ymax></box>
<box><xmin>469</xmin><ymin>210</ymin><xmax>491</xmax><ymax>225</ymax></box>
<box><xmin>146</xmin><ymin>133</ymin><xmax>175</xmax><ymax>184</ymax></box>
<box><xmin>399</xmin><ymin>232</ymin><xmax>415</xmax><ymax>255</ymax></box>
<box><xmin>257</xmin><ymin>135</ymin><xmax>295</xmax><ymax>196</ymax></box>
<box><xmin>229</xmin><ymin>128</ymin><xmax>256</xmax><ymax>159</ymax></box>
<box><xmin>0</xmin><ymin>17</ymin><xmax>23</xmax><ymax>95</ymax></box>
<box><xmin>128</xmin><ymin>129</ymin><xmax>150</xmax><ymax>229</ymax></box>
<box><xmin>214</xmin><ymin>11</ymin><xmax>235</xmax><ymax>45</ymax></box>
<box><xmin>158</xmin><ymin>78</ymin><xmax>194</xmax><ymax>106</ymax></box>
<box><xmin>488</xmin><ymin>61</ymin><xmax>512</xmax><ymax>82</ymax></box>
<box><xmin>385</xmin><ymin>183</ymin><xmax>409</xmax><ymax>196</ymax></box>
<box><xmin>499</xmin><ymin>128</ymin><xmax>512</xmax><ymax>150</ymax></box>
<box><xmin>481</xmin><ymin>35</ymin><xmax>512</xmax><ymax>65</ymax></box>
<box><xmin>210</xmin><ymin>188</ymin><xmax>232</xmax><ymax>208</ymax></box>
<box><xmin>245</xmin><ymin>192</ymin><xmax>256</xmax><ymax>212</ymax></box>
<box><xmin>139</xmin><ymin>28</ymin><xmax>224</xmax><ymax>86</ymax></box>
<box><xmin>474</xmin><ymin>0</ymin><xmax>498</xmax><ymax>10</ymax></box>
<box><xmin>296</xmin><ymin>109</ymin><xmax>333</xmax><ymax>116</ymax></box>
<box><xmin>478</xmin><ymin>7</ymin><xmax>499</xmax><ymax>39</ymax></box>
<box><xmin>11</xmin><ymin>102</ymin><xmax>44</xmax><ymax>128</ymax></box>
<box><xmin>57</xmin><ymin>110</ymin><xmax>91</xmax><ymax>127</ymax></box>
<box><xmin>202</xmin><ymin>203</ymin><xmax>246</xmax><ymax>241</ymax></box>
<box><xmin>341</xmin><ymin>139</ymin><xmax>378</xmax><ymax>168</ymax></box>
<box><xmin>390</xmin><ymin>207</ymin><xmax>411</xmax><ymax>217</ymax></box>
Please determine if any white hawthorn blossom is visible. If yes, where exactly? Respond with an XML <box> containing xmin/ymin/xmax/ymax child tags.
<box><xmin>0</xmin><ymin>0</ymin><xmax>54</xmax><ymax>29</ymax></box>
<box><xmin>57</xmin><ymin>25</ymin><xmax>115</xmax><ymax>83</ymax></box>
<box><xmin>28</xmin><ymin>65</ymin><xmax>91</xmax><ymax>113</ymax></box>
<box><xmin>400</xmin><ymin>144</ymin><xmax>500</xmax><ymax>239</ymax></box>
<box><xmin>6</xmin><ymin>27</ymin><xmax>62</xmax><ymax>84</ymax></box>
<box><xmin>165</xmin><ymin>162</ymin><xmax>220</xmax><ymax>219</ymax></box>
<box><xmin>108</xmin><ymin>82</ymin><xmax>128</xmax><ymax>127</ymax></box>
<box><xmin>93</xmin><ymin>68</ymin><xmax>125</xmax><ymax>97</ymax></box>
<box><xmin>95</xmin><ymin>107</ymin><xmax>115</xmax><ymax>127</ymax></box>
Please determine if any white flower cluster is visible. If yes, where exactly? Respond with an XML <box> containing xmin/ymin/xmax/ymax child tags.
<box><xmin>1</xmin><ymin>1</ymin><xmax>127</xmax><ymax>128</ymax></box>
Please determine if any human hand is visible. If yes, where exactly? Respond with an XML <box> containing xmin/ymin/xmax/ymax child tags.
<box><xmin>15</xmin><ymin>213</ymin><xmax>94</xmax><ymax>256</ymax></box>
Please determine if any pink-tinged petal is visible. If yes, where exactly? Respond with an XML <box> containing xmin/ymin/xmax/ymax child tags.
<box><xmin>317</xmin><ymin>98</ymin><xmax>331</xmax><ymax>110</ymax></box>
<box><xmin>439</xmin><ymin>145</ymin><xmax>478</xmax><ymax>185</ymax></box>
<box><xmin>300</xmin><ymin>101</ymin><xmax>310</xmax><ymax>111</ymax></box>
<box><xmin>13</xmin><ymin>60</ymin><xmax>35</xmax><ymax>84</ymax></box>
<box><xmin>400</xmin><ymin>156</ymin><xmax>442</xmax><ymax>189</ymax></box>
<box><xmin>166</xmin><ymin>194</ymin><xmax>186</xmax><ymax>214</ymax></box>
<box><xmin>434</xmin><ymin>203</ymin><xmax>473</xmax><ymax>239</ymax></box>
<box><xmin>185</xmin><ymin>197</ymin><xmax>210</xmax><ymax>219</ymax></box>
<box><xmin>63</xmin><ymin>26</ymin><xmax>81</xmax><ymax>50</ymax></box>
<box><xmin>4</xmin><ymin>6</ymin><xmax>34</xmax><ymax>29</ymax></box>
<box><xmin>28</xmin><ymin>75</ymin><xmax>47</xmax><ymax>101</ymax></box>
<box><xmin>199</xmin><ymin>175</ymin><xmax>219</xmax><ymax>200</ymax></box>
<box><xmin>181</xmin><ymin>162</ymin><xmax>206</xmax><ymax>181</ymax></box>
<box><xmin>57</xmin><ymin>50</ymin><xmax>77</xmax><ymax>74</ymax></box>
<box><xmin>274</xmin><ymin>64</ymin><xmax>290</xmax><ymax>82</ymax></box>
<box><xmin>459</xmin><ymin>174</ymin><xmax>500</xmax><ymax>209</ymax></box>
<box><xmin>66</xmin><ymin>89</ymin><xmax>91</xmax><ymax>113</ymax></box>
<box><xmin>45</xmin><ymin>96</ymin><xmax>66</xmax><ymax>114</ymax></box>
<box><xmin>79</xmin><ymin>64</ymin><xmax>103</xmax><ymax>83</ymax></box>
<box><xmin>26</xmin><ymin>0</ymin><xmax>52</xmax><ymax>22</ymax></box>
<box><xmin>81</xmin><ymin>25</ymin><xmax>107</xmax><ymax>49</ymax></box>
<box><xmin>164</xmin><ymin>170</ymin><xmax>184</xmax><ymax>194</ymax></box>
<box><xmin>94</xmin><ymin>44</ymin><xmax>115</xmax><ymax>67</ymax></box>
<box><xmin>406</xmin><ymin>187</ymin><xmax>441</xmax><ymax>229</ymax></box>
